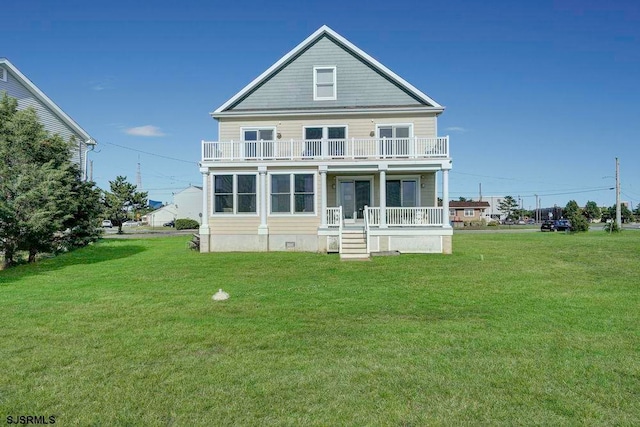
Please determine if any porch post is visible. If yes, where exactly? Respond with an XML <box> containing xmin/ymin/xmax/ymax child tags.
<box><xmin>379</xmin><ymin>164</ymin><xmax>387</xmax><ymax>228</ymax></box>
<box><xmin>442</xmin><ymin>167</ymin><xmax>451</xmax><ymax>228</ymax></box>
<box><xmin>199</xmin><ymin>167</ymin><xmax>210</xmax><ymax>252</ymax></box>
<box><xmin>258</xmin><ymin>166</ymin><xmax>268</xmax><ymax>233</ymax></box>
<box><xmin>319</xmin><ymin>166</ymin><xmax>327</xmax><ymax>227</ymax></box>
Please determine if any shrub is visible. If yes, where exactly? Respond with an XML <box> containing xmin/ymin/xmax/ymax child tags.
<box><xmin>567</xmin><ymin>212</ymin><xmax>589</xmax><ymax>232</ymax></box>
<box><xmin>175</xmin><ymin>219</ymin><xmax>200</xmax><ymax>230</ymax></box>
<box><xmin>603</xmin><ymin>221</ymin><xmax>621</xmax><ymax>233</ymax></box>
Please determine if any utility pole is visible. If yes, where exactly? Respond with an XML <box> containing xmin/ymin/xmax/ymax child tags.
<box><xmin>136</xmin><ymin>155</ymin><xmax>143</xmax><ymax>190</ymax></box>
<box><xmin>616</xmin><ymin>157</ymin><xmax>621</xmax><ymax>229</ymax></box>
<box><xmin>89</xmin><ymin>160</ymin><xmax>93</xmax><ymax>182</ymax></box>
<box><xmin>535</xmin><ymin>194</ymin><xmax>539</xmax><ymax>223</ymax></box>
<box><xmin>479</xmin><ymin>183</ymin><xmax>482</xmax><ymax>201</ymax></box>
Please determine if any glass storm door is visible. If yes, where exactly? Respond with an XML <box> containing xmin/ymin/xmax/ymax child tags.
<box><xmin>340</xmin><ymin>180</ymin><xmax>371</xmax><ymax>219</ymax></box>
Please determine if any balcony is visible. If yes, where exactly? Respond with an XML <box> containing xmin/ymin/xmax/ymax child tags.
<box><xmin>202</xmin><ymin>137</ymin><xmax>449</xmax><ymax>162</ymax></box>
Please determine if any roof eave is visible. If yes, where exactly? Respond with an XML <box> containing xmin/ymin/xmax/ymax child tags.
<box><xmin>210</xmin><ymin>106</ymin><xmax>445</xmax><ymax>119</ymax></box>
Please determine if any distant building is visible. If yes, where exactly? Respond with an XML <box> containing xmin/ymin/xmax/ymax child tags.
<box><xmin>146</xmin><ymin>186</ymin><xmax>202</xmax><ymax>226</ymax></box>
<box><xmin>448</xmin><ymin>201</ymin><xmax>491</xmax><ymax>224</ymax></box>
<box><xmin>471</xmin><ymin>196</ymin><xmax>504</xmax><ymax>221</ymax></box>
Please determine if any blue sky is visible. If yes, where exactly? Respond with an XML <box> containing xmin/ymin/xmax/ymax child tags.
<box><xmin>3</xmin><ymin>0</ymin><xmax>639</xmax><ymax>210</ymax></box>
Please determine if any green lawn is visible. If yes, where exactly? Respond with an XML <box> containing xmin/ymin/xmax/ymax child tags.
<box><xmin>1</xmin><ymin>232</ymin><xmax>638</xmax><ymax>425</ymax></box>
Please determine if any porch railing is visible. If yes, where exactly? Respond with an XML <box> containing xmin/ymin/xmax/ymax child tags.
<box><xmin>365</xmin><ymin>207</ymin><xmax>444</xmax><ymax>227</ymax></box>
<box><xmin>202</xmin><ymin>136</ymin><xmax>449</xmax><ymax>162</ymax></box>
<box><xmin>326</xmin><ymin>207</ymin><xmax>342</xmax><ymax>227</ymax></box>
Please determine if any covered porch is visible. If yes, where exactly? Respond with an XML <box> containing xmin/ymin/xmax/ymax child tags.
<box><xmin>317</xmin><ymin>165</ymin><xmax>452</xmax><ymax>257</ymax></box>
<box><xmin>317</xmin><ymin>165</ymin><xmax>452</xmax><ymax>229</ymax></box>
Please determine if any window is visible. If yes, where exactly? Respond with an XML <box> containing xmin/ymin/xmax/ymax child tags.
<box><xmin>378</xmin><ymin>124</ymin><xmax>412</xmax><ymax>156</ymax></box>
<box><xmin>303</xmin><ymin>126</ymin><xmax>346</xmax><ymax>156</ymax></box>
<box><xmin>314</xmin><ymin>67</ymin><xmax>336</xmax><ymax>101</ymax></box>
<box><xmin>271</xmin><ymin>173</ymin><xmax>315</xmax><ymax>214</ymax></box>
<box><xmin>213</xmin><ymin>174</ymin><xmax>257</xmax><ymax>214</ymax></box>
<box><xmin>237</xmin><ymin>175</ymin><xmax>257</xmax><ymax>213</ymax></box>
<box><xmin>242</xmin><ymin>128</ymin><xmax>274</xmax><ymax>158</ymax></box>
<box><xmin>464</xmin><ymin>209</ymin><xmax>475</xmax><ymax>217</ymax></box>
<box><xmin>294</xmin><ymin>174</ymin><xmax>314</xmax><ymax>213</ymax></box>
<box><xmin>214</xmin><ymin>175</ymin><xmax>233</xmax><ymax>213</ymax></box>
<box><xmin>386</xmin><ymin>179</ymin><xmax>418</xmax><ymax>207</ymax></box>
<box><xmin>449</xmin><ymin>209</ymin><xmax>455</xmax><ymax>217</ymax></box>
<box><xmin>271</xmin><ymin>175</ymin><xmax>290</xmax><ymax>213</ymax></box>
<box><xmin>0</xmin><ymin>67</ymin><xmax>6</xmax><ymax>82</ymax></box>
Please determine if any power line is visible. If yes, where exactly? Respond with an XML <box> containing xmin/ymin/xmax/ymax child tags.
<box><xmin>101</xmin><ymin>141</ymin><xmax>197</xmax><ymax>165</ymax></box>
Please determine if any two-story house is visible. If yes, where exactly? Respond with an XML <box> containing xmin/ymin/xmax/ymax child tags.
<box><xmin>199</xmin><ymin>26</ymin><xmax>452</xmax><ymax>259</ymax></box>
<box><xmin>0</xmin><ymin>58</ymin><xmax>95</xmax><ymax>180</ymax></box>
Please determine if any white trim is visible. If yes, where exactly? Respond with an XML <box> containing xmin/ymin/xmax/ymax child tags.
<box><xmin>212</xmin><ymin>25</ymin><xmax>442</xmax><ymax>114</ymax></box>
<box><xmin>0</xmin><ymin>58</ymin><xmax>94</xmax><ymax>143</ymax></box>
<box><xmin>212</xmin><ymin>106</ymin><xmax>444</xmax><ymax>118</ymax></box>
<box><xmin>239</xmin><ymin>126</ymin><xmax>277</xmax><ymax>140</ymax></box>
<box><xmin>313</xmin><ymin>66</ymin><xmax>337</xmax><ymax>101</ymax></box>
<box><xmin>301</xmin><ymin>124</ymin><xmax>349</xmax><ymax>139</ymax></box>
<box><xmin>0</xmin><ymin>67</ymin><xmax>6</xmax><ymax>82</ymax></box>
<box><xmin>268</xmin><ymin>170</ymin><xmax>318</xmax><ymax>216</ymax></box>
<box><xmin>375</xmin><ymin>123</ymin><xmax>414</xmax><ymax>138</ymax></box>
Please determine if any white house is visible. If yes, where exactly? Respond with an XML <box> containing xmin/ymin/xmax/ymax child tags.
<box><xmin>0</xmin><ymin>58</ymin><xmax>96</xmax><ymax>180</ymax></box>
<box><xmin>198</xmin><ymin>26</ymin><xmax>452</xmax><ymax>259</ymax></box>
<box><xmin>147</xmin><ymin>186</ymin><xmax>203</xmax><ymax>227</ymax></box>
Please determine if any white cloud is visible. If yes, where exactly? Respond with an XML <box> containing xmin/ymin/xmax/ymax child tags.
<box><xmin>444</xmin><ymin>126</ymin><xmax>467</xmax><ymax>133</ymax></box>
<box><xmin>125</xmin><ymin>125</ymin><xmax>166</xmax><ymax>137</ymax></box>
<box><xmin>89</xmin><ymin>77</ymin><xmax>114</xmax><ymax>91</ymax></box>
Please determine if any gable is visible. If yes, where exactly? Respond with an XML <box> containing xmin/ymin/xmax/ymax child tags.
<box><xmin>214</xmin><ymin>26</ymin><xmax>443</xmax><ymax>116</ymax></box>
<box><xmin>229</xmin><ymin>35</ymin><xmax>426</xmax><ymax>112</ymax></box>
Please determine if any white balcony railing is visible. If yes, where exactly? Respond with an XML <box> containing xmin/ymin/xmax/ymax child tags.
<box><xmin>365</xmin><ymin>207</ymin><xmax>444</xmax><ymax>227</ymax></box>
<box><xmin>202</xmin><ymin>137</ymin><xmax>449</xmax><ymax>162</ymax></box>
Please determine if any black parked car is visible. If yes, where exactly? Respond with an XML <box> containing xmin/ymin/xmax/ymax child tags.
<box><xmin>163</xmin><ymin>220</ymin><xmax>175</xmax><ymax>227</ymax></box>
<box><xmin>541</xmin><ymin>219</ymin><xmax>571</xmax><ymax>232</ymax></box>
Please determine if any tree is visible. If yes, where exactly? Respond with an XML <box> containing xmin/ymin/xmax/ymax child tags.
<box><xmin>498</xmin><ymin>196</ymin><xmax>518</xmax><ymax>220</ymax></box>
<box><xmin>0</xmin><ymin>93</ymin><xmax>101</xmax><ymax>266</ymax></box>
<box><xmin>564</xmin><ymin>200</ymin><xmax>588</xmax><ymax>232</ymax></box>
<box><xmin>103</xmin><ymin>176</ymin><xmax>148</xmax><ymax>234</ymax></box>
<box><xmin>601</xmin><ymin>204</ymin><xmax>634</xmax><ymax>225</ymax></box>
<box><xmin>583</xmin><ymin>201</ymin><xmax>601</xmax><ymax>222</ymax></box>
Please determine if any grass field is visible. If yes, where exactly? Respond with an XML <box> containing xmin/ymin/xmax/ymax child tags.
<box><xmin>1</xmin><ymin>232</ymin><xmax>638</xmax><ymax>425</ymax></box>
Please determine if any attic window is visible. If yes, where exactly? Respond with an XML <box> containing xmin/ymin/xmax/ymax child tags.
<box><xmin>0</xmin><ymin>68</ymin><xmax>6</xmax><ymax>82</ymax></box>
<box><xmin>313</xmin><ymin>67</ymin><xmax>336</xmax><ymax>101</ymax></box>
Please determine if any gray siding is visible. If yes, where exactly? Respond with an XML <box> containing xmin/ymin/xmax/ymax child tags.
<box><xmin>230</xmin><ymin>35</ymin><xmax>427</xmax><ymax>111</ymax></box>
<box><xmin>0</xmin><ymin>66</ymin><xmax>88</xmax><ymax>170</ymax></box>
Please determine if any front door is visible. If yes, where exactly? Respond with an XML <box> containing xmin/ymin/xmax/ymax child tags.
<box><xmin>339</xmin><ymin>180</ymin><xmax>371</xmax><ymax>220</ymax></box>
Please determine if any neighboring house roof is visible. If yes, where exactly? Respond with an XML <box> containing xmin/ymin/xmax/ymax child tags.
<box><xmin>0</xmin><ymin>58</ymin><xmax>96</xmax><ymax>145</ymax></box>
<box><xmin>449</xmin><ymin>201</ymin><xmax>491</xmax><ymax>209</ymax></box>
<box><xmin>174</xmin><ymin>185</ymin><xmax>203</xmax><ymax>194</ymax></box>
<box><xmin>213</xmin><ymin>25</ymin><xmax>443</xmax><ymax>117</ymax></box>
<box><xmin>148</xmin><ymin>204</ymin><xmax>177</xmax><ymax>216</ymax></box>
